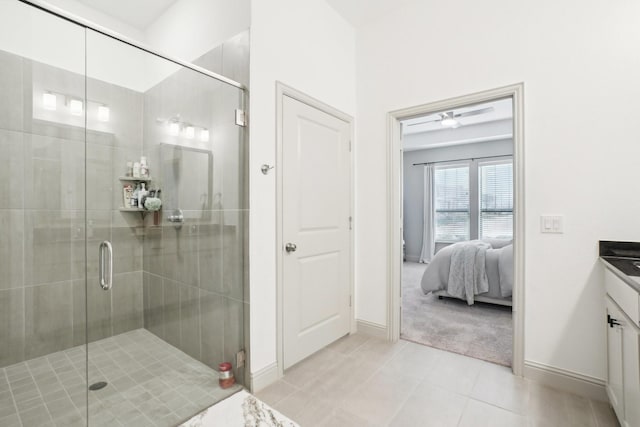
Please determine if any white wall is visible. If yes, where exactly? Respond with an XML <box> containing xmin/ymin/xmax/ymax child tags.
<box><xmin>355</xmin><ymin>0</ymin><xmax>640</xmax><ymax>381</ymax></box>
<box><xmin>0</xmin><ymin>1</ymin><xmax>161</xmax><ymax>93</ymax></box>
<box><xmin>249</xmin><ymin>0</ymin><xmax>356</xmax><ymax>375</ymax></box>
<box><xmin>42</xmin><ymin>0</ymin><xmax>145</xmax><ymax>41</ymax></box>
<box><xmin>0</xmin><ymin>1</ymin><xmax>84</xmax><ymax>75</ymax></box>
<box><xmin>46</xmin><ymin>0</ymin><xmax>251</xmax><ymax>66</ymax></box>
<box><xmin>146</xmin><ymin>0</ymin><xmax>250</xmax><ymax>63</ymax></box>
<box><xmin>31</xmin><ymin>0</ymin><xmax>250</xmax><ymax>92</ymax></box>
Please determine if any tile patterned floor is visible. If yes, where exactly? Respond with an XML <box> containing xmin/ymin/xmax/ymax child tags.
<box><xmin>257</xmin><ymin>334</ymin><xmax>620</xmax><ymax>427</ymax></box>
<box><xmin>0</xmin><ymin>329</ymin><xmax>241</xmax><ymax>427</ymax></box>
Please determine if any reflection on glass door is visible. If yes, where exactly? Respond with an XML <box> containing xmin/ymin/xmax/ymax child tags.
<box><xmin>0</xmin><ymin>2</ymin><xmax>247</xmax><ymax>426</ymax></box>
<box><xmin>0</xmin><ymin>2</ymin><xmax>88</xmax><ymax>426</ymax></box>
<box><xmin>85</xmin><ymin>28</ymin><xmax>246</xmax><ymax>427</ymax></box>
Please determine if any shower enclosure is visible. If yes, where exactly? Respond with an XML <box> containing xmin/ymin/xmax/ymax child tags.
<box><xmin>0</xmin><ymin>1</ymin><xmax>248</xmax><ymax>426</ymax></box>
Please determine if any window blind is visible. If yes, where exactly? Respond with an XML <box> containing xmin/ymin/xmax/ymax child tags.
<box><xmin>479</xmin><ymin>161</ymin><xmax>513</xmax><ymax>240</ymax></box>
<box><xmin>434</xmin><ymin>165</ymin><xmax>469</xmax><ymax>241</ymax></box>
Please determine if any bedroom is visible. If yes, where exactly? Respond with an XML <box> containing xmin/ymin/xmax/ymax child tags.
<box><xmin>401</xmin><ymin>97</ymin><xmax>515</xmax><ymax>367</ymax></box>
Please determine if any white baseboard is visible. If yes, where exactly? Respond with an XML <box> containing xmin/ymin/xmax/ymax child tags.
<box><xmin>356</xmin><ymin>320</ymin><xmax>388</xmax><ymax>339</ymax></box>
<box><xmin>249</xmin><ymin>362</ymin><xmax>279</xmax><ymax>393</ymax></box>
<box><xmin>405</xmin><ymin>255</ymin><xmax>421</xmax><ymax>263</ymax></box>
<box><xmin>523</xmin><ymin>360</ymin><xmax>607</xmax><ymax>402</ymax></box>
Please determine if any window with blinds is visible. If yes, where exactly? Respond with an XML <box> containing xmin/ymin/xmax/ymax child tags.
<box><xmin>434</xmin><ymin>164</ymin><xmax>470</xmax><ymax>242</ymax></box>
<box><xmin>479</xmin><ymin>161</ymin><xmax>513</xmax><ymax>239</ymax></box>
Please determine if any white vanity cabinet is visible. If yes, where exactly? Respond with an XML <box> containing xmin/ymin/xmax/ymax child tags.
<box><xmin>604</xmin><ymin>268</ymin><xmax>640</xmax><ymax>427</ymax></box>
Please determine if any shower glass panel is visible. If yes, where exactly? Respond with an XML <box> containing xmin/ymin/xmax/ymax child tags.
<box><xmin>0</xmin><ymin>1</ymin><xmax>88</xmax><ymax>426</ymax></box>
<box><xmin>0</xmin><ymin>2</ymin><xmax>246</xmax><ymax>426</ymax></box>
<box><xmin>85</xmin><ymin>28</ymin><xmax>246</xmax><ymax>427</ymax></box>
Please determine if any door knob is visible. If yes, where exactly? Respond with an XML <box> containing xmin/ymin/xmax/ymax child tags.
<box><xmin>285</xmin><ymin>243</ymin><xmax>297</xmax><ymax>253</ymax></box>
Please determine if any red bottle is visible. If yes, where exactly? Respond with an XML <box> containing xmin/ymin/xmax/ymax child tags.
<box><xmin>218</xmin><ymin>362</ymin><xmax>235</xmax><ymax>389</ymax></box>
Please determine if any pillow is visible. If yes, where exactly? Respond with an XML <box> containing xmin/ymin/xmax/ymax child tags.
<box><xmin>482</xmin><ymin>238</ymin><xmax>513</xmax><ymax>249</ymax></box>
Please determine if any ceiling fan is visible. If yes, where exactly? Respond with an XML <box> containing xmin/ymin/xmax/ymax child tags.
<box><xmin>408</xmin><ymin>106</ymin><xmax>494</xmax><ymax>129</ymax></box>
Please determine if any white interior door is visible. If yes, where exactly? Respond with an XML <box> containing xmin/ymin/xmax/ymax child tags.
<box><xmin>282</xmin><ymin>95</ymin><xmax>351</xmax><ymax>369</ymax></box>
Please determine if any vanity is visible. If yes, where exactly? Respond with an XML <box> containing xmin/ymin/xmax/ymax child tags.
<box><xmin>600</xmin><ymin>241</ymin><xmax>640</xmax><ymax>427</ymax></box>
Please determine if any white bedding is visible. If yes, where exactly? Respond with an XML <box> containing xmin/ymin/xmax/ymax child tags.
<box><xmin>420</xmin><ymin>240</ymin><xmax>513</xmax><ymax>305</ymax></box>
<box><xmin>447</xmin><ymin>241</ymin><xmax>490</xmax><ymax>304</ymax></box>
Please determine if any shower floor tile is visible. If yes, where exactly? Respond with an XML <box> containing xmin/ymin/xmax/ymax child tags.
<box><xmin>0</xmin><ymin>329</ymin><xmax>242</xmax><ymax>427</ymax></box>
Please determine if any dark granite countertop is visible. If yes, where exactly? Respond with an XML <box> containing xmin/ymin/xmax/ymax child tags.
<box><xmin>599</xmin><ymin>240</ymin><xmax>640</xmax><ymax>294</ymax></box>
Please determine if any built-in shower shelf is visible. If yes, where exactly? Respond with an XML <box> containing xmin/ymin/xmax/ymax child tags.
<box><xmin>119</xmin><ymin>207</ymin><xmax>161</xmax><ymax>222</ymax></box>
<box><xmin>119</xmin><ymin>207</ymin><xmax>150</xmax><ymax>220</ymax></box>
<box><xmin>119</xmin><ymin>176</ymin><xmax>152</xmax><ymax>182</ymax></box>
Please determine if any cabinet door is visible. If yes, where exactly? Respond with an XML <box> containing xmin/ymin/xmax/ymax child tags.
<box><xmin>622</xmin><ymin>317</ymin><xmax>640</xmax><ymax>427</ymax></box>
<box><xmin>606</xmin><ymin>298</ymin><xmax>625</xmax><ymax>423</ymax></box>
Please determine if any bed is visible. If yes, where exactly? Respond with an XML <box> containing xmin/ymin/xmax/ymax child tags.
<box><xmin>420</xmin><ymin>239</ymin><xmax>513</xmax><ymax>306</ymax></box>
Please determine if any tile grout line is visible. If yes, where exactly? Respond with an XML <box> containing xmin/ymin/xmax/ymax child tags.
<box><xmin>321</xmin><ymin>338</ymin><xmax>411</xmax><ymax>422</ymax></box>
<box><xmin>60</xmin><ymin>346</ymin><xmax>88</xmax><ymax>418</ymax></box>
<box><xmin>383</xmin><ymin>371</ymin><xmax>424</xmax><ymax>426</ymax></box>
<box><xmin>269</xmin><ymin>379</ymin><xmax>303</xmax><ymax>407</ymax></box>
<box><xmin>5</xmin><ymin>328</ymin><xmax>236</xmax><ymax>426</ymax></box>
<box><xmin>587</xmin><ymin>395</ymin><xmax>602</xmax><ymax>427</ymax></box>
<box><xmin>466</xmin><ymin>395</ymin><xmax>527</xmax><ymax>418</ymax></box>
<box><xmin>24</xmin><ymin>357</ymin><xmax>55</xmax><ymax>425</ymax></box>
<box><xmin>2</xmin><ymin>367</ymin><xmax>24</xmax><ymax>427</ymax></box>
<box><xmin>455</xmin><ymin>396</ymin><xmax>473</xmax><ymax>427</ymax></box>
<box><xmin>45</xmin><ymin>352</ymin><xmax>83</xmax><ymax>422</ymax></box>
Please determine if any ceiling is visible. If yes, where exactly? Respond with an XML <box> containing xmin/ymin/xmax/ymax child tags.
<box><xmin>402</xmin><ymin>98</ymin><xmax>513</xmax><ymax>136</ymax></box>
<box><xmin>79</xmin><ymin>0</ymin><xmax>178</xmax><ymax>30</ymax></box>
<box><xmin>325</xmin><ymin>0</ymin><xmax>414</xmax><ymax>27</ymax></box>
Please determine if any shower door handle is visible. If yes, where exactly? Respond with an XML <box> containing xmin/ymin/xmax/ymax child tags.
<box><xmin>99</xmin><ymin>241</ymin><xmax>113</xmax><ymax>291</ymax></box>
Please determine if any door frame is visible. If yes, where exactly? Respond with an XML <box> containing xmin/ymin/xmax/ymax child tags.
<box><xmin>275</xmin><ymin>82</ymin><xmax>356</xmax><ymax>377</ymax></box>
<box><xmin>386</xmin><ymin>83</ymin><xmax>525</xmax><ymax>376</ymax></box>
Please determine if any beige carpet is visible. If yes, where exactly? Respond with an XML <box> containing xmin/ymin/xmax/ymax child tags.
<box><xmin>401</xmin><ymin>262</ymin><xmax>513</xmax><ymax>366</ymax></box>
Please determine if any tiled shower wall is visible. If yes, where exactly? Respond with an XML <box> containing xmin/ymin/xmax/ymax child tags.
<box><xmin>0</xmin><ymin>50</ymin><xmax>146</xmax><ymax>368</ymax></box>
<box><xmin>141</xmin><ymin>31</ymin><xmax>249</xmax><ymax>383</ymax></box>
<box><xmin>0</xmin><ymin>30</ymin><xmax>250</xmax><ymax>377</ymax></box>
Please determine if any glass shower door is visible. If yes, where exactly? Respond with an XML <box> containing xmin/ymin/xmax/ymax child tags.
<box><xmin>0</xmin><ymin>3</ymin><xmax>246</xmax><ymax>425</ymax></box>
<box><xmin>0</xmin><ymin>1</ymin><xmax>88</xmax><ymax>426</ymax></box>
<box><xmin>84</xmin><ymin>28</ymin><xmax>246</xmax><ymax>427</ymax></box>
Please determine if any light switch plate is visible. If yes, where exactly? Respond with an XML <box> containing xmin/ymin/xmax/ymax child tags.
<box><xmin>540</xmin><ymin>215</ymin><xmax>563</xmax><ymax>233</ymax></box>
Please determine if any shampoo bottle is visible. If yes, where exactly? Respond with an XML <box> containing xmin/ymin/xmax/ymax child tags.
<box><xmin>123</xmin><ymin>184</ymin><xmax>133</xmax><ymax>207</ymax></box>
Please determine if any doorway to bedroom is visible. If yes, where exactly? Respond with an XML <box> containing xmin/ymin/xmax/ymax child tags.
<box><xmin>398</xmin><ymin>95</ymin><xmax>516</xmax><ymax>367</ymax></box>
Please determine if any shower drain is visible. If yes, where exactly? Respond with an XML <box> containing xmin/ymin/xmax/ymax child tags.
<box><xmin>89</xmin><ymin>381</ymin><xmax>108</xmax><ymax>391</ymax></box>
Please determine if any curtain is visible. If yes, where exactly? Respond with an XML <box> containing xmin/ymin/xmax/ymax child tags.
<box><xmin>419</xmin><ymin>164</ymin><xmax>435</xmax><ymax>263</ymax></box>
